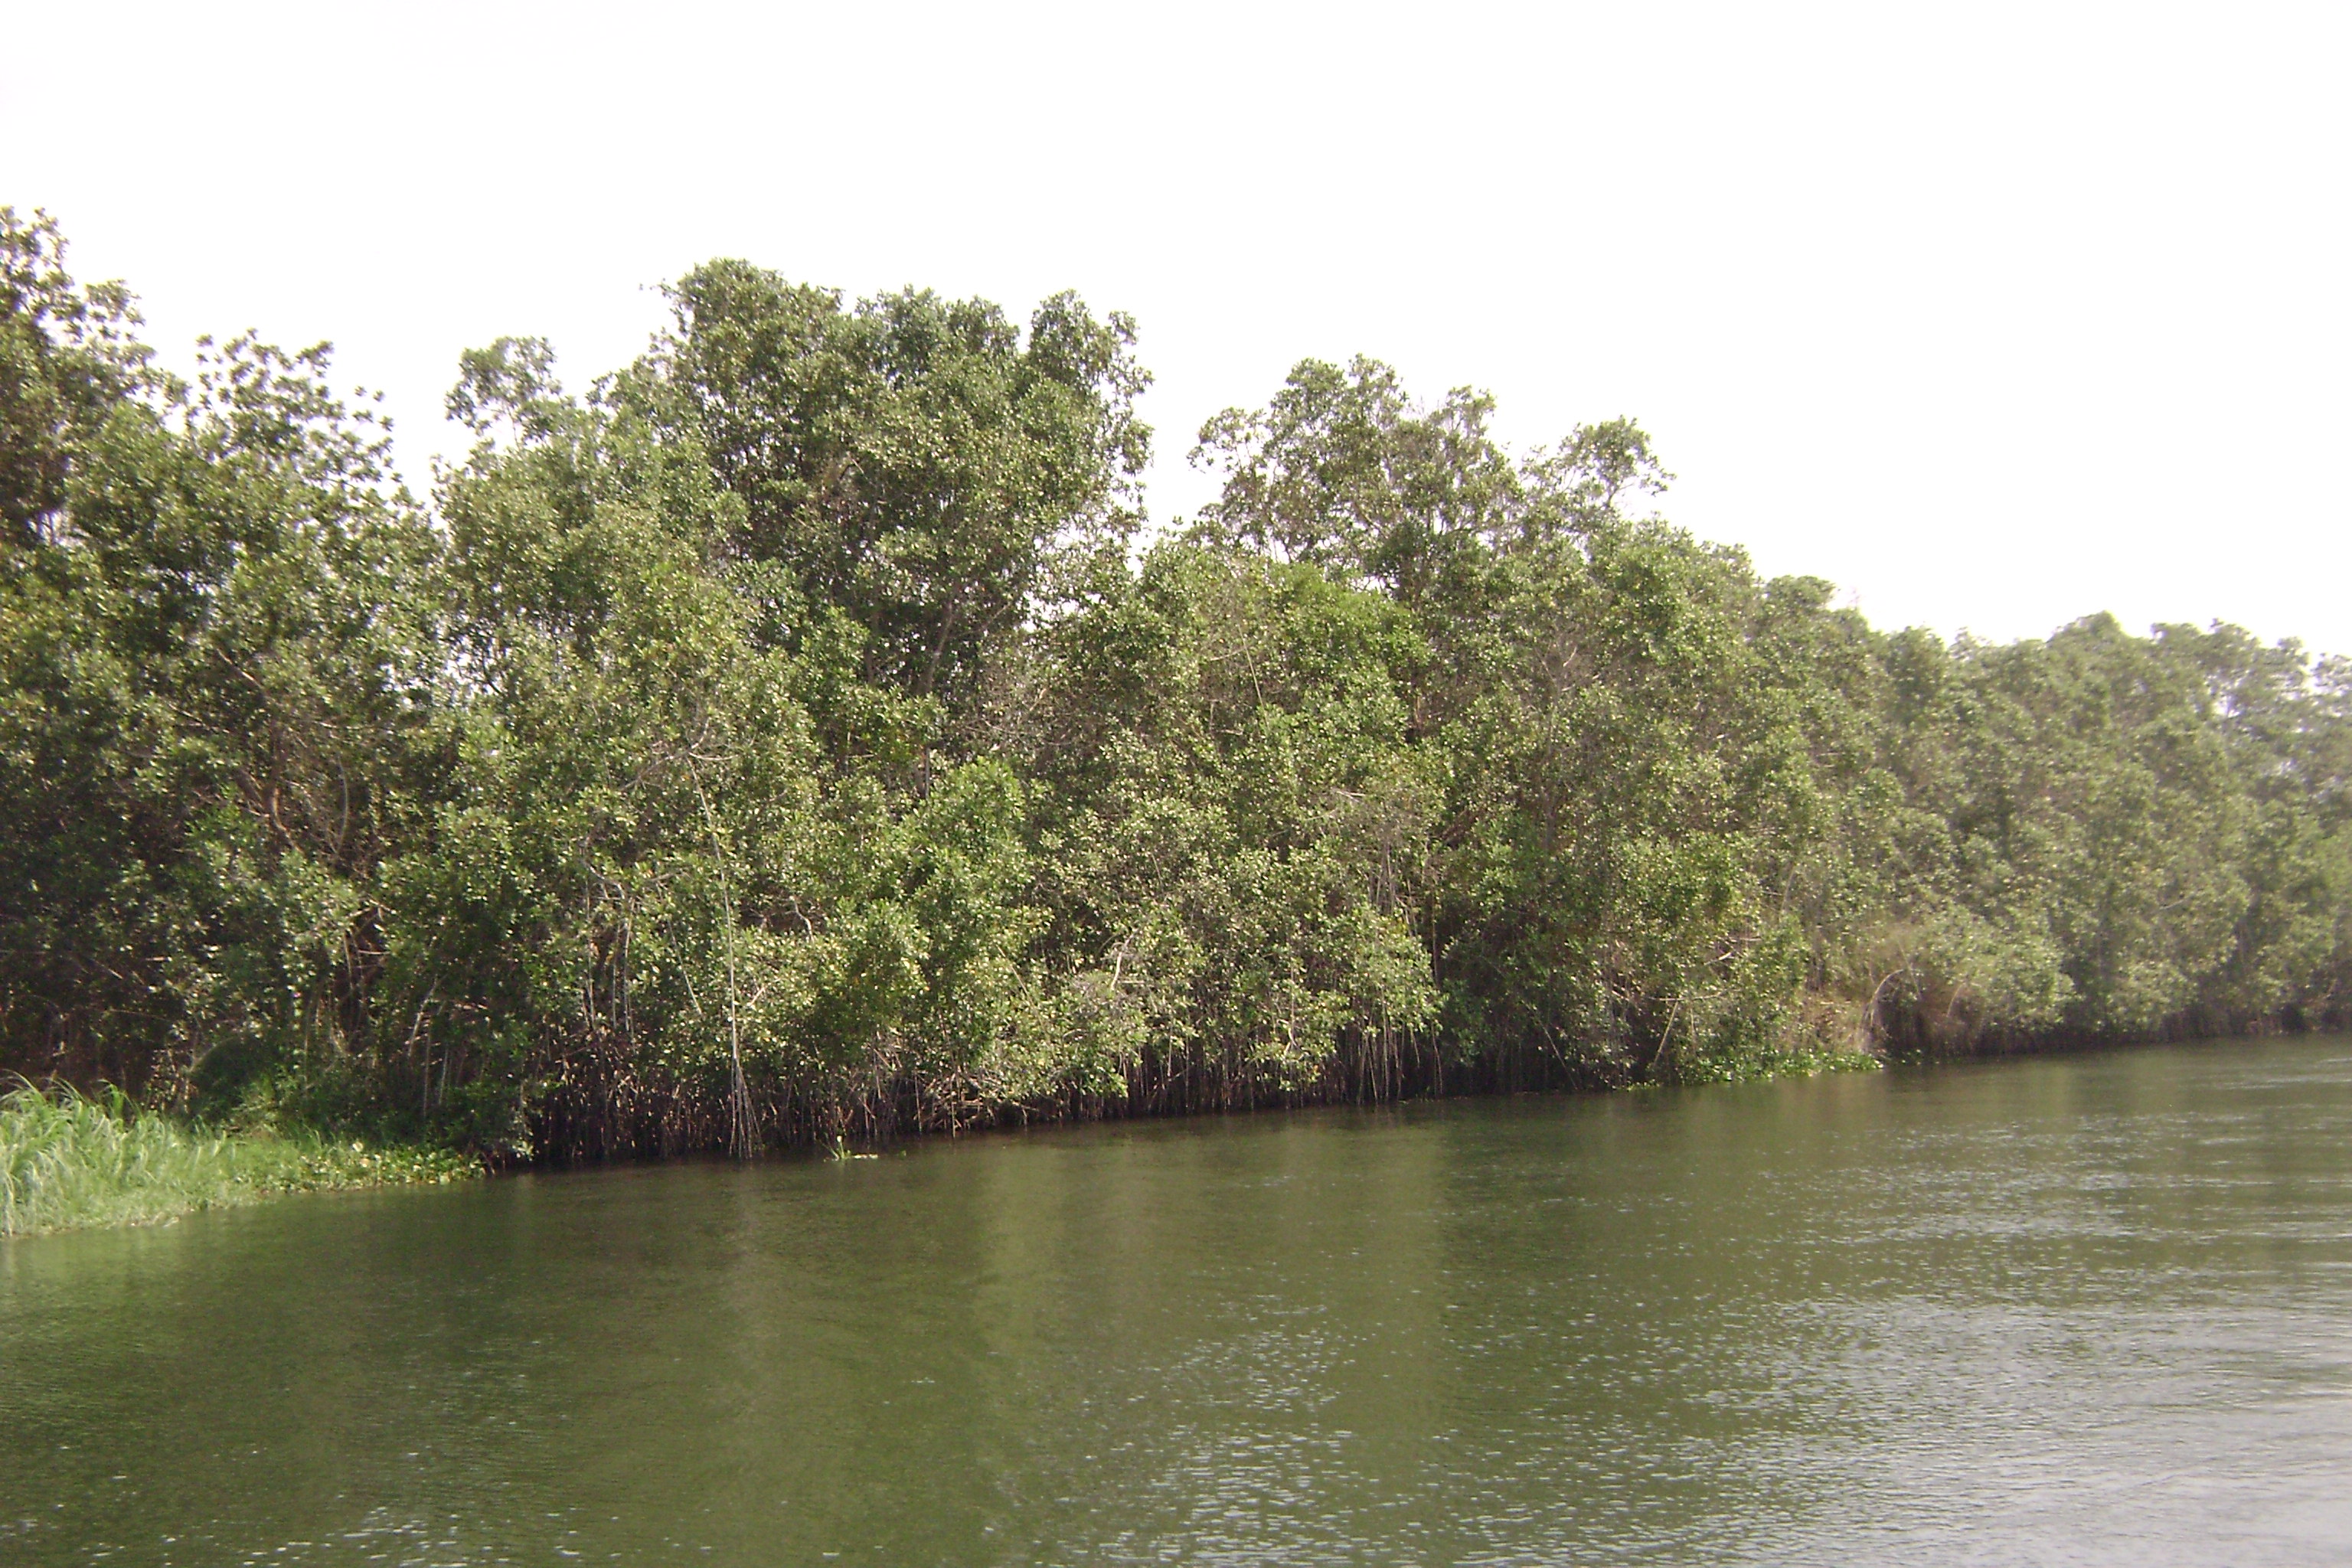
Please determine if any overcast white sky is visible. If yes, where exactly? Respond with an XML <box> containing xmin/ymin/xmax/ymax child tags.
<box><xmin>4</xmin><ymin>2</ymin><xmax>2346</xmax><ymax>652</ymax></box>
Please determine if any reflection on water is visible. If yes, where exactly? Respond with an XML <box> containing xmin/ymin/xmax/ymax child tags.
<box><xmin>5</xmin><ymin>1039</ymin><xmax>2351</xmax><ymax>1565</ymax></box>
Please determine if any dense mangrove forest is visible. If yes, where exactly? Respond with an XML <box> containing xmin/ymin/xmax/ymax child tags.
<box><xmin>5</xmin><ymin>206</ymin><xmax>2350</xmax><ymax>1162</ymax></box>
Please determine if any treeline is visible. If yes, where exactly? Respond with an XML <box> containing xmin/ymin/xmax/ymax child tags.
<box><xmin>5</xmin><ymin>209</ymin><xmax>2350</xmax><ymax>1158</ymax></box>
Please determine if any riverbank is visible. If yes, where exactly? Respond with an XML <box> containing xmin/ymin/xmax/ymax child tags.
<box><xmin>0</xmin><ymin>1085</ymin><xmax>477</xmax><ymax>1238</ymax></box>
<box><xmin>11</xmin><ymin>1043</ymin><xmax>1887</xmax><ymax>1235</ymax></box>
<box><xmin>2</xmin><ymin>1034</ymin><xmax>2304</xmax><ymax>1236</ymax></box>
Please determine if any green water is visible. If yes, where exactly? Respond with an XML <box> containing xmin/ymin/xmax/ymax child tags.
<box><xmin>5</xmin><ymin>1039</ymin><xmax>2350</xmax><ymax>1565</ymax></box>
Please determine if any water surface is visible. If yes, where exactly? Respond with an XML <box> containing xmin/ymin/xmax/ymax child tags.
<box><xmin>5</xmin><ymin>1038</ymin><xmax>2351</xmax><ymax>1564</ymax></box>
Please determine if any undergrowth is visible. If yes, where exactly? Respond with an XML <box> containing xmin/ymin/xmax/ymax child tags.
<box><xmin>0</xmin><ymin>1083</ymin><xmax>475</xmax><ymax>1238</ymax></box>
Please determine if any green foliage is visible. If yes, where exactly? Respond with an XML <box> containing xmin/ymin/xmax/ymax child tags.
<box><xmin>0</xmin><ymin>1082</ymin><xmax>471</xmax><ymax>1236</ymax></box>
<box><xmin>5</xmin><ymin>207</ymin><xmax>2349</xmax><ymax>1163</ymax></box>
<box><xmin>1014</xmin><ymin>542</ymin><xmax>1439</xmax><ymax>1104</ymax></box>
<box><xmin>645</xmin><ymin>263</ymin><xmax>1148</xmax><ymax>707</ymax></box>
<box><xmin>0</xmin><ymin>207</ymin><xmax>436</xmax><ymax>1109</ymax></box>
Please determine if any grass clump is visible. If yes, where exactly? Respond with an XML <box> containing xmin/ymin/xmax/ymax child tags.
<box><xmin>0</xmin><ymin>1083</ymin><xmax>475</xmax><ymax>1238</ymax></box>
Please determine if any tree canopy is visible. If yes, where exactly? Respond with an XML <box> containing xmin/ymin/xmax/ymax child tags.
<box><xmin>5</xmin><ymin>208</ymin><xmax>2348</xmax><ymax>1157</ymax></box>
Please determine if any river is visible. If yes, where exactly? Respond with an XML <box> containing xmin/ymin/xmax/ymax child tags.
<box><xmin>4</xmin><ymin>1037</ymin><xmax>2350</xmax><ymax>1564</ymax></box>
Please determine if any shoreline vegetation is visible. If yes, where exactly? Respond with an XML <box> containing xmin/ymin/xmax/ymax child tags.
<box><xmin>0</xmin><ymin>1083</ymin><xmax>471</xmax><ymax>1237</ymax></box>
<box><xmin>5</xmin><ymin>205</ymin><xmax>2350</xmax><ymax>1175</ymax></box>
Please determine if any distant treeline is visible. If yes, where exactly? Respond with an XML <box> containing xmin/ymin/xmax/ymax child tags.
<box><xmin>5</xmin><ymin>208</ymin><xmax>2349</xmax><ymax>1158</ymax></box>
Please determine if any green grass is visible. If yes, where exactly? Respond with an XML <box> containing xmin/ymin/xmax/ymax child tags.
<box><xmin>0</xmin><ymin>1083</ymin><xmax>476</xmax><ymax>1238</ymax></box>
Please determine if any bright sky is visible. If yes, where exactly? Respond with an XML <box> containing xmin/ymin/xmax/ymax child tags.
<box><xmin>5</xmin><ymin>2</ymin><xmax>2347</xmax><ymax>653</ymax></box>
